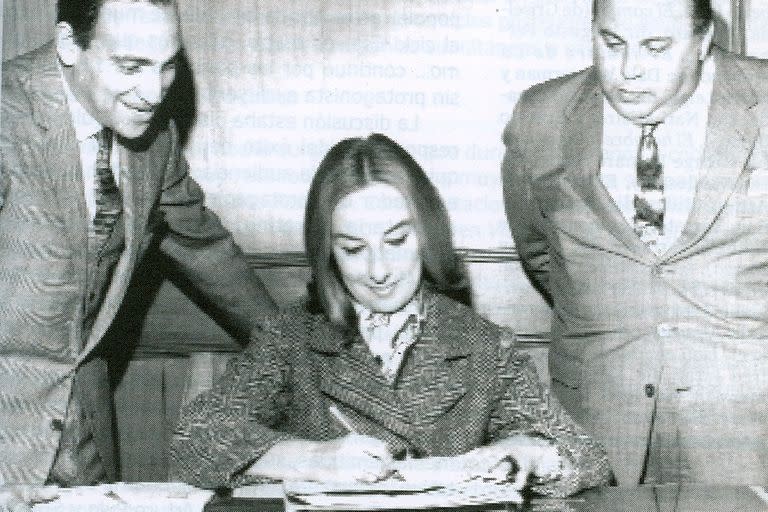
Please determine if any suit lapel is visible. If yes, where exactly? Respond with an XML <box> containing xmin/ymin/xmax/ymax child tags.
<box><xmin>397</xmin><ymin>295</ymin><xmax>469</xmax><ymax>429</ymax></box>
<box><xmin>666</xmin><ymin>49</ymin><xmax>759</xmax><ymax>258</ymax></box>
<box><xmin>315</xmin><ymin>327</ymin><xmax>413</xmax><ymax>438</ymax></box>
<box><xmin>541</xmin><ymin>69</ymin><xmax>651</xmax><ymax>261</ymax></box>
<box><xmin>28</xmin><ymin>45</ymin><xmax>90</xmax><ymax>286</ymax></box>
<box><xmin>78</xmin><ymin>143</ymin><xmax>142</xmax><ymax>363</ymax></box>
<box><xmin>314</xmin><ymin>294</ymin><xmax>470</xmax><ymax>441</ymax></box>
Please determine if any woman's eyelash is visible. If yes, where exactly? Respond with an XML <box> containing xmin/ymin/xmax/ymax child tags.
<box><xmin>342</xmin><ymin>246</ymin><xmax>364</xmax><ymax>255</ymax></box>
<box><xmin>386</xmin><ymin>233</ymin><xmax>409</xmax><ymax>245</ymax></box>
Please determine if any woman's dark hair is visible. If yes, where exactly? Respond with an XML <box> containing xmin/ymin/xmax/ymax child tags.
<box><xmin>304</xmin><ymin>133</ymin><xmax>469</xmax><ymax>326</ymax></box>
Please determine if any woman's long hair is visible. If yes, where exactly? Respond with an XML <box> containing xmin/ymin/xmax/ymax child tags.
<box><xmin>304</xmin><ymin>133</ymin><xmax>469</xmax><ymax>327</ymax></box>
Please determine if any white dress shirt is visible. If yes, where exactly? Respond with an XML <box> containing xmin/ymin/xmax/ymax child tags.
<box><xmin>61</xmin><ymin>72</ymin><xmax>120</xmax><ymax>221</ymax></box>
<box><xmin>600</xmin><ymin>56</ymin><xmax>715</xmax><ymax>255</ymax></box>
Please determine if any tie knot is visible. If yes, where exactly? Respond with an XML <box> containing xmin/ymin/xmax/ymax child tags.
<box><xmin>641</xmin><ymin>124</ymin><xmax>658</xmax><ymax>137</ymax></box>
<box><xmin>96</xmin><ymin>128</ymin><xmax>113</xmax><ymax>150</ymax></box>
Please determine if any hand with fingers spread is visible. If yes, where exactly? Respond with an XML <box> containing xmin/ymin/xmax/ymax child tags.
<box><xmin>0</xmin><ymin>485</ymin><xmax>59</xmax><ymax>512</ymax></box>
<box><xmin>469</xmin><ymin>434</ymin><xmax>570</xmax><ymax>491</ymax></box>
<box><xmin>392</xmin><ymin>434</ymin><xmax>569</xmax><ymax>492</ymax></box>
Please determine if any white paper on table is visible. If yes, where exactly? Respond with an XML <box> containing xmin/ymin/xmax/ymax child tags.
<box><xmin>32</xmin><ymin>482</ymin><xmax>214</xmax><ymax>512</ymax></box>
<box><xmin>282</xmin><ymin>479</ymin><xmax>523</xmax><ymax>511</ymax></box>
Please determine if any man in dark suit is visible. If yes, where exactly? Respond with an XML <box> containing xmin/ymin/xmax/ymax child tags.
<box><xmin>0</xmin><ymin>0</ymin><xmax>276</xmax><ymax>507</ymax></box>
<box><xmin>503</xmin><ymin>0</ymin><xmax>768</xmax><ymax>485</ymax></box>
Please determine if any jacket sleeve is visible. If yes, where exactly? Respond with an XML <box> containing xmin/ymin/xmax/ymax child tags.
<box><xmin>156</xmin><ymin>124</ymin><xmax>277</xmax><ymax>340</ymax></box>
<box><xmin>169</xmin><ymin>315</ymin><xmax>298</xmax><ymax>488</ymax></box>
<box><xmin>501</xmin><ymin>98</ymin><xmax>552</xmax><ymax>302</ymax></box>
<box><xmin>487</xmin><ymin>348</ymin><xmax>613</xmax><ymax>497</ymax></box>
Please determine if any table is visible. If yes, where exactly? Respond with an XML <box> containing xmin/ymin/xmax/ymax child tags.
<box><xmin>203</xmin><ymin>484</ymin><xmax>768</xmax><ymax>511</ymax></box>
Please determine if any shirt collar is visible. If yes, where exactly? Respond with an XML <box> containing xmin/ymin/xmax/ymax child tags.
<box><xmin>60</xmin><ymin>66</ymin><xmax>103</xmax><ymax>142</ymax></box>
<box><xmin>352</xmin><ymin>292</ymin><xmax>424</xmax><ymax>330</ymax></box>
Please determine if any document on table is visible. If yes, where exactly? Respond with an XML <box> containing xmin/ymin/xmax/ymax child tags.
<box><xmin>278</xmin><ymin>479</ymin><xmax>523</xmax><ymax>511</ymax></box>
<box><xmin>32</xmin><ymin>482</ymin><xmax>214</xmax><ymax>512</ymax></box>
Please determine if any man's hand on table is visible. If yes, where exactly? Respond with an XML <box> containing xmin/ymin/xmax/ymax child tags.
<box><xmin>0</xmin><ymin>485</ymin><xmax>59</xmax><ymax>512</ymax></box>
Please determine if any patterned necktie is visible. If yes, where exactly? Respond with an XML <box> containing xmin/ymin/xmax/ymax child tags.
<box><xmin>633</xmin><ymin>124</ymin><xmax>664</xmax><ymax>246</ymax></box>
<box><xmin>93</xmin><ymin>128</ymin><xmax>122</xmax><ymax>248</ymax></box>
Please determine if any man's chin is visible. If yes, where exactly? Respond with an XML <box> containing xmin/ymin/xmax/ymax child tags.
<box><xmin>609</xmin><ymin>102</ymin><xmax>656</xmax><ymax>124</ymax></box>
<box><xmin>114</xmin><ymin>121</ymin><xmax>153</xmax><ymax>140</ymax></box>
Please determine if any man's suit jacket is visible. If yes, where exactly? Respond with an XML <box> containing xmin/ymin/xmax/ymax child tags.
<box><xmin>0</xmin><ymin>43</ymin><xmax>276</xmax><ymax>484</ymax></box>
<box><xmin>169</xmin><ymin>291</ymin><xmax>612</xmax><ymax>496</ymax></box>
<box><xmin>502</xmin><ymin>47</ymin><xmax>768</xmax><ymax>485</ymax></box>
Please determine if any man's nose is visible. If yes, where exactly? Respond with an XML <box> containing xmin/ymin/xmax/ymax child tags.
<box><xmin>621</xmin><ymin>46</ymin><xmax>643</xmax><ymax>80</ymax></box>
<box><xmin>136</xmin><ymin>68</ymin><xmax>164</xmax><ymax>106</ymax></box>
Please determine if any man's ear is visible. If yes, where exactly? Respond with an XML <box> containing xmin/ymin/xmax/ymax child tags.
<box><xmin>698</xmin><ymin>22</ymin><xmax>715</xmax><ymax>60</ymax></box>
<box><xmin>56</xmin><ymin>22</ymin><xmax>81</xmax><ymax>66</ymax></box>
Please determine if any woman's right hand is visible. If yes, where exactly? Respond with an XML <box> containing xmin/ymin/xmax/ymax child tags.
<box><xmin>248</xmin><ymin>434</ymin><xmax>393</xmax><ymax>483</ymax></box>
<box><xmin>305</xmin><ymin>434</ymin><xmax>394</xmax><ymax>483</ymax></box>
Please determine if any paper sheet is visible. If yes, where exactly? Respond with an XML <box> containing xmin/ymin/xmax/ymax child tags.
<box><xmin>282</xmin><ymin>479</ymin><xmax>523</xmax><ymax>511</ymax></box>
<box><xmin>32</xmin><ymin>482</ymin><xmax>214</xmax><ymax>512</ymax></box>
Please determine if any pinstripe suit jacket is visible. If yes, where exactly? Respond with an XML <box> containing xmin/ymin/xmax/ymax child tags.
<box><xmin>170</xmin><ymin>291</ymin><xmax>612</xmax><ymax>496</ymax></box>
<box><xmin>0</xmin><ymin>43</ymin><xmax>275</xmax><ymax>484</ymax></box>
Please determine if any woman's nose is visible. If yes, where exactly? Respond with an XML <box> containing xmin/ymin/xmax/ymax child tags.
<box><xmin>368</xmin><ymin>248</ymin><xmax>391</xmax><ymax>283</ymax></box>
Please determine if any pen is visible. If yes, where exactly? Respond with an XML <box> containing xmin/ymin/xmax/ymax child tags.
<box><xmin>329</xmin><ymin>404</ymin><xmax>357</xmax><ymax>433</ymax></box>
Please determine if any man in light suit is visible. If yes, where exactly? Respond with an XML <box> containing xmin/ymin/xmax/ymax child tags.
<box><xmin>0</xmin><ymin>0</ymin><xmax>276</xmax><ymax>507</ymax></box>
<box><xmin>503</xmin><ymin>0</ymin><xmax>768</xmax><ymax>486</ymax></box>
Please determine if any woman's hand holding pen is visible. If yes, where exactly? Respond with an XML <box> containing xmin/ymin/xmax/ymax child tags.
<box><xmin>247</xmin><ymin>404</ymin><xmax>393</xmax><ymax>483</ymax></box>
<box><xmin>246</xmin><ymin>434</ymin><xmax>393</xmax><ymax>483</ymax></box>
<box><xmin>305</xmin><ymin>433</ymin><xmax>393</xmax><ymax>483</ymax></box>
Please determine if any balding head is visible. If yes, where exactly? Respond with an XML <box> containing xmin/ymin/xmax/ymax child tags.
<box><xmin>592</xmin><ymin>0</ymin><xmax>714</xmax><ymax>123</ymax></box>
<box><xmin>593</xmin><ymin>0</ymin><xmax>712</xmax><ymax>34</ymax></box>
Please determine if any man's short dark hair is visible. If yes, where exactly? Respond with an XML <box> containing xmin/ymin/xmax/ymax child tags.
<box><xmin>592</xmin><ymin>0</ymin><xmax>713</xmax><ymax>34</ymax></box>
<box><xmin>57</xmin><ymin>0</ymin><xmax>175</xmax><ymax>49</ymax></box>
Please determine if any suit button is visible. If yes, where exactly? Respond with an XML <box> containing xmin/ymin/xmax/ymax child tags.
<box><xmin>657</xmin><ymin>323</ymin><xmax>677</xmax><ymax>337</ymax></box>
<box><xmin>51</xmin><ymin>418</ymin><xmax>64</xmax><ymax>431</ymax></box>
<box><xmin>645</xmin><ymin>384</ymin><xmax>655</xmax><ymax>398</ymax></box>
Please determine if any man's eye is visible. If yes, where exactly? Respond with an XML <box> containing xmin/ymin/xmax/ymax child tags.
<box><xmin>119</xmin><ymin>63</ymin><xmax>142</xmax><ymax>75</ymax></box>
<box><xmin>385</xmin><ymin>233</ymin><xmax>409</xmax><ymax>246</ymax></box>
<box><xmin>603</xmin><ymin>37</ymin><xmax>624</xmax><ymax>50</ymax></box>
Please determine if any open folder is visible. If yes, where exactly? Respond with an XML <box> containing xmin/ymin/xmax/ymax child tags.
<box><xmin>277</xmin><ymin>479</ymin><xmax>523</xmax><ymax>511</ymax></box>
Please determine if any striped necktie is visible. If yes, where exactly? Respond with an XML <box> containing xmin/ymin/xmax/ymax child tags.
<box><xmin>92</xmin><ymin>128</ymin><xmax>122</xmax><ymax>248</ymax></box>
<box><xmin>633</xmin><ymin>124</ymin><xmax>664</xmax><ymax>247</ymax></box>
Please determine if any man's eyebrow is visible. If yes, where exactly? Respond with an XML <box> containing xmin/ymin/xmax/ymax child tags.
<box><xmin>111</xmin><ymin>51</ymin><xmax>180</xmax><ymax>67</ymax></box>
<box><xmin>111</xmin><ymin>55</ymin><xmax>153</xmax><ymax>66</ymax></box>
<box><xmin>599</xmin><ymin>29</ymin><xmax>625</xmax><ymax>43</ymax></box>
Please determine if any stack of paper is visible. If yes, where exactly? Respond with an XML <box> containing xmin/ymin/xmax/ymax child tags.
<box><xmin>32</xmin><ymin>482</ymin><xmax>214</xmax><ymax>512</ymax></box>
<box><xmin>281</xmin><ymin>479</ymin><xmax>523</xmax><ymax>511</ymax></box>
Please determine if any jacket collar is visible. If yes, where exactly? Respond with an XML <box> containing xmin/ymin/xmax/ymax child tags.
<box><xmin>306</xmin><ymin>289</ymin><xmax>473</xmax><ymax>360</ymax></box>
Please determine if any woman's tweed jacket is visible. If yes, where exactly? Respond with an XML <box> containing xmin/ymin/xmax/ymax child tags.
<box><xmin>170</xmin><ymin>291</ymin><xmax>611</xmax><ymax>496</ymax></box>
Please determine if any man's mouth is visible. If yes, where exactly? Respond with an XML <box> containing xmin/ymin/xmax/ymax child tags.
<box><xmin>122</xmin><ymin>100</ymin><xmax>154</xmax><ymax>120</ymax></box>
<box><xmin>617</xmin><ymin>88</ymin><xmax>649</xmax><ymax>103</ymax></box>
